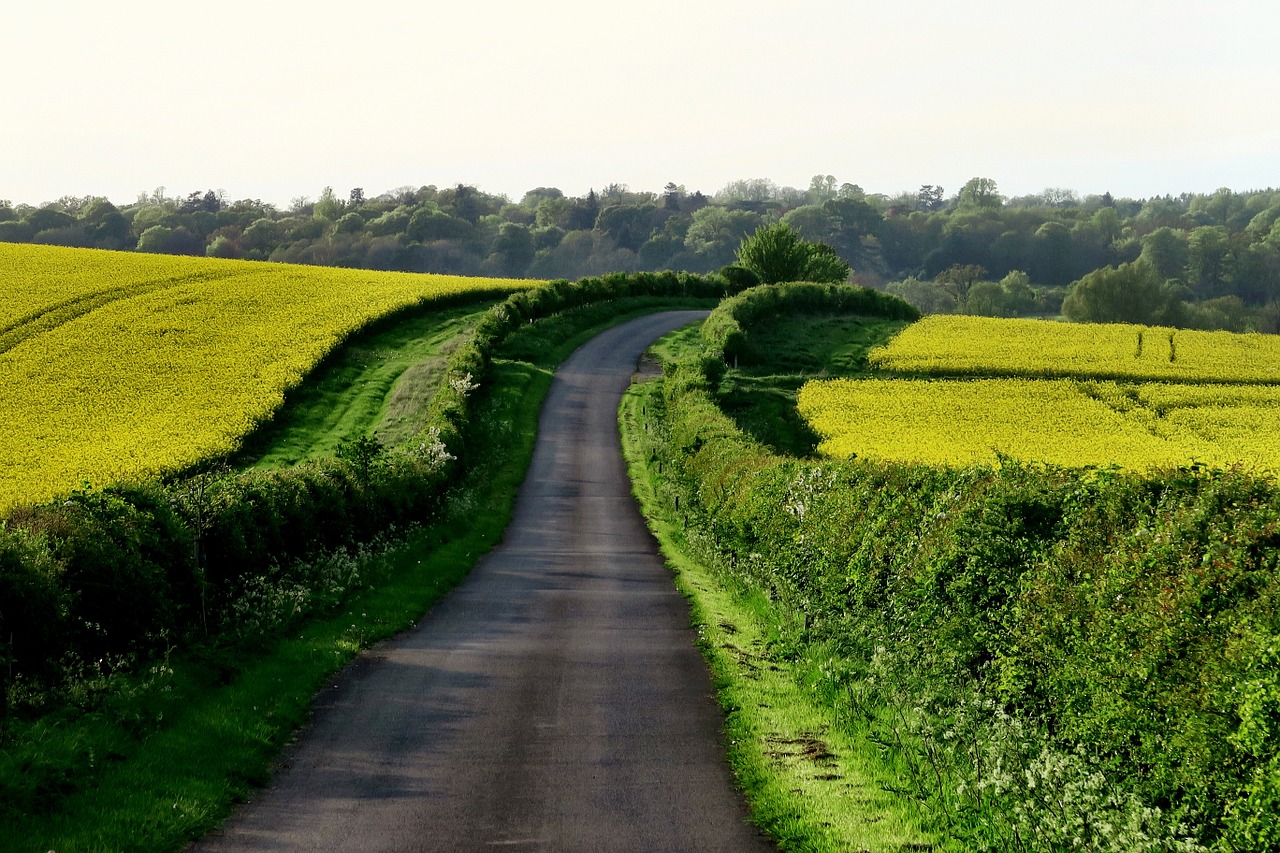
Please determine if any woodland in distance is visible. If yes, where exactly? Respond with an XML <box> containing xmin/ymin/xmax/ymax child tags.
<box><xmin>3</xmin><ymin>176</ymin><xmax>1280</xmax><ymax>332</ymax></box>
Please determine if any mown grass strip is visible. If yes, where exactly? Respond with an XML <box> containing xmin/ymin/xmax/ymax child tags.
<box><xmin>237</xmin><ymin>302</ymin><xmax>497</xmax><ymax>466</ymax></box>
<box><xmin>620</xmin><ymin>378</ymin><xmax>943</xmax><ymax>853</ymax></box>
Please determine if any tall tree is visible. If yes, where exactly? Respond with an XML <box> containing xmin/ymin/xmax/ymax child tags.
<box><xmin>1140</xmin><ymin>227</ymin><xmax>1189</xmax><ymax>282</ymax></box>
<box><xmin>935</xmin><ymin>263</ymin><xmax>988</xmax><ymax>305</ymax></box>
<box><xmin>735</xmin><ymin>222</ymin><xmax>850</xmax><ymax>284</ymax></box>
<box><xmin>662</xmin><ymin>182</ymin><xmax>683</xmax><ymax>211</ymax></box>
<box><xmin>807</xmin><ymin>174</ymin><xmax>838</xmax><ymax>204</ymax></box>
<box><xmin>314</xmin><ymin>186</ymin><xmax>344</xmax><ymax>221</ymax></box>
<box><xmin>1186</xmin><ymin>225</ymin><xmax>1233</xmax><ymax>298</ymax></box>
<box><xmin>956</xmin><ymin>177</ymin><xmax>1003</xmax><ymax>210</ymax></box>
<box><xmin>918</xmin><ymin>185</ymin><xmax>945</xmax><ymax>211</ymax></box>
<box><xmin>1062</xmin><ymin>262</ymin><xmax>1183</xmax><ymax>324</ymax></box>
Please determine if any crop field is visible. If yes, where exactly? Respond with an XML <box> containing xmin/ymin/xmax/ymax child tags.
<box><xmin>0</xmin><ymin>244</ymin><xmax>537</xmax><ymax>512</ymax></box>
<box><xmin>869</xmin><ymin>314</ymin><xmax>1280</xmax><ymax>384</ymax></box>
<box><xmin>800</xmin><ymin>316</ymin><xmax>1280</xmax><ymax>471</ymax></box>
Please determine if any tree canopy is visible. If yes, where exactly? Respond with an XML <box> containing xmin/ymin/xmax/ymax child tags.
<box><xmin>3</xmin><ymin>176</ymin><xmax>1279</xmax><ymax>331</ymax></box>
<box><xmin>734</xmin><ymin>222</ymin><xmax>850</xmax><ymax>284</ymax></box>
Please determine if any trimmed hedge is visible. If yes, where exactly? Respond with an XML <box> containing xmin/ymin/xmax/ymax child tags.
<box><xmin>700</xmin><ymin>281</ymin><xmax>919</xmax><ymax>365</ymax></box>
<box><xmin>650</xmin><ymin>356</ymin><xmax>1280</xmax><ymax>848</ymax></box>
<box><xmin>0</xmin><ymin>270</ymin><xmax>738</xmax><ymax>691</ymax></box>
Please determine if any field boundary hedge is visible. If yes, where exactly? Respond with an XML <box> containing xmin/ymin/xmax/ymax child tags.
<box><xmin>644</xmin><ymin>290</ymin><xmax>1280</xmax><ymax>850</ymax></box>
<box><xmin>699</xmin><ymin>281</ymin><xmax>920</xmax><ymax>366</ymax></box>
<box><xmin>0</xmin><ymin>270</ymin><xmax>740</xmax><ymax>701</ymax></box>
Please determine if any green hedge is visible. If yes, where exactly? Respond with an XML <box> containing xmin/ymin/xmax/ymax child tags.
<box><xmin>0</xmin><ymin>270</ymin><xmax>738</xmax><ymax>694</ymax></box>
<box><xmin>652</xmin><ymin>355</ymin><xmax>1280</xmax><ymax>850</ymax></box>
<box><xmin>700</xmin><ymin>281</ymin><xmax>920</xmax><ymax>366</ymax></box>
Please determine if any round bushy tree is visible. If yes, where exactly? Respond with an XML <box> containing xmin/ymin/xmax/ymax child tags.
<box><xmin>735</xmin><ymin>223</ymin><xmax>850</xmax><ymax>284</ymax></box>
<box><xmin>1062</xmin><ymin>261</ymin><xmax>1185</xmax><ymax>325</ymax></box>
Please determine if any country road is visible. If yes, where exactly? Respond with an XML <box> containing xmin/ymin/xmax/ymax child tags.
<box><xmin>192</xmin><ymin>311</ymin><xmax>776</xmax><ymax>852</ymax></box>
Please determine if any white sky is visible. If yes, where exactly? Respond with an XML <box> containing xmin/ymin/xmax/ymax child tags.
<box><xmin>3</xmin><ymin>0</ymin><xmax>1278</xmax><ymax>208</ymax></box>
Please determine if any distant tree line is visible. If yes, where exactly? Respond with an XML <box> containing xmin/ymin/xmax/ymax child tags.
<box><xmin>3</xmin><ymin>175</ymin><xmax>1279</xmax><ymax>331</ymax></box>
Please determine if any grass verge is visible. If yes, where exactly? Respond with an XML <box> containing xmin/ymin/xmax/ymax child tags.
<box><xmin>620</xmin><ymin>362</ymin><xmax>943</xmax><ymax>852</ymax></box>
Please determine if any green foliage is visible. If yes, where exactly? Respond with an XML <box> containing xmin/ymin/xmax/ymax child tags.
<box><xmin>0</xmin><ymin>221</ymin><xmax>35</xmax><ymax>243</ymax></box>
<box><xmin>645</xmin><ymin>321</ymin><xmax>1280</xmax><ymax>849</ymax></box>
<box><xmin>700</xmin><ymin>281</ymin><xmax>919</xmax><ymax>366</ymax></box>
<box><xmin>1063</xmin><ymin>261</ymin><xmax>1186</xmax><ymax>324</ymax></box>
<box><xmin>0</xmin><ymin>530</ymin><xmax>64</xmax><ymax>682</ymax></box>
<box><xmin>684</xmin><ymin>206</ymin><xmax>764</xmax><ymax>266</ymax></box>
<box><xmin>734</xmin><ymin>222</ymin><xmax>851</xmax><ymax>284</ymax></box>
<box><xmin>1226</xmin><ymin>756</ymin><xmax>1280</xmax><ymax>851</ymax></box>
<box><xmin>735</xmin><ymin>223</ymin><xmax>812</xmax><ymax>283</ymax></box>
<box><xmin>959</xmin><ymin>271</ymin><xmax>1040</xmax><ymax>318</ymax></box>
<box><xmin>335</xmin><ymin>434</ymin><xmax>385</xmax><ymax>482</ymax></box>
<box><xmin>1141</xmin><ymin>226</ymin><xmax>1190</xmax><ymax>281</ymax></box>
<box><xmin>718</xmin><ymin>264</ymin><xmax>761</xmax><ymax>290</ymax></box>
<box><xmin>957</xmin><ymin>176</ymin><xmax>1004</xmax><ymax>210</ymax></box>
<box><xmin>886</xmin><ymin>276</ymin><xmax>958</xmax><ymax>314</ymax></box>
<box><xmin>802</xmin><ymin>243</ymin><xmax>853</xmax><ymax>283</ymax></box>
<box><xmin>4</xmin><ymin>181</ymin><xmax>1280</xmax><ymax>325</ymax></box>
<box><xmin>49</xmin><ymin>485</ymin><xmax>196</xmax><ymax>660</ymax></box>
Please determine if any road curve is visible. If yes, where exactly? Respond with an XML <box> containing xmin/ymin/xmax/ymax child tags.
<box><xmin>192</xmin><ymin>311</ymin><xmax>776</xmax><ymax>852</ymax></box>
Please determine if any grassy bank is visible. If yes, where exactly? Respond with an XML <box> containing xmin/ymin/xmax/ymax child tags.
<box><xmin>621</xmin><ymin>377</ymin><xmax>941</xmax><ymax>852</ymax></box>
<box><xmin>236</xmin><ymin>301</ymin><xmax>496</xmax><ymax>466</ymax></box>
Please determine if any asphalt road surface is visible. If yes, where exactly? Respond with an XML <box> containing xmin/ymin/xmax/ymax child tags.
<box><xmin>192</xmin><ymin>311</ymin><xmax>776</xmax><ymax>852</ymax></box>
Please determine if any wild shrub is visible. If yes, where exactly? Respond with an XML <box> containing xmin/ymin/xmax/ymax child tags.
<box><xmin>42</xmin><ymin>485</ymin><xmax>195</xmax><ymax>661</ymax></box>
<box><xmin>0</xmin><ymin>530</ymin><xmax>65</xmax><ymax>681</ymax></box>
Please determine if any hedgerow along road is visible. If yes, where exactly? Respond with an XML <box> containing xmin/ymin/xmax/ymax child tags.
<box><xmin>192</xmin><ymin>311</ymin><xmax>776</xmax><ymax>852</ymax></box>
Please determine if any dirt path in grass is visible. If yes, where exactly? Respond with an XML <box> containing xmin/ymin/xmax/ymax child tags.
<box><xmin>192</xmin><ymin>310</ymin><xmax>775</xmax><ymax>852</ymax></box>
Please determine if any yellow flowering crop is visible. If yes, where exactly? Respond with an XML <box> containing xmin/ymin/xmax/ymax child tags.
<box><xmin>801</xmin><ymin>315</ymin><xmax>1280</xmax><ymax>472</ymax></box>
<box><xmin>869</xmin><ymin>315</ymin><xmax>1280</xmax><ymax>384</ymax></box>
<box><xmin>798</xmin><ymin>378</ymin><xmax>1227</xmax><ymax>470</ymax></box>
<box><xmin>0</xmin><ymin>243</ymin><xmax>254</xmax><ymax>352</ymax></box>
<box><xmin>799</xmin><ymin>376</ymin><xmax>1280</xmax><ymax>472</ymax></box>
<box><xmin>0</xmin><ymin>244</ymin><xmax>539</xmax><ymax>512</ymax></box>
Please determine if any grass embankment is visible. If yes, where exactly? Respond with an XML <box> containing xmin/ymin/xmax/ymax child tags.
<box><xmin>236</xmin><ymin>302</ymin><xmax>495</xmax><ymax>466</ymax></box>
<box><xmin>622</xmin><ymin>314</ymin><xmax>943</xmax><ymax>852</ymax></box>
<box><xmin>0</xmin><ymin>295</ymin><xmax>715</xmax><ymax>853</ymax></box>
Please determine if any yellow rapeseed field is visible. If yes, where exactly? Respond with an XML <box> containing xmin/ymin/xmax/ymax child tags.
<box><xmin>800</xmin><ymin>316</ymin><xmax>1280</xmax><ymax>472</ymax></box>
<box><xmin>869</xmin><ymin>315</ymin><xmax>1280</xmax><ymax>384</ymax></box>
<box><xmin>0</xmin><ymin>243</ymin><xmax>252</xmax><ymax>352</ymax></box>
<box><xmin>796</xmin><ymin>377</ymin><xmax>1280</xmax><ymax>470</ymax></box>
<box><xmin>0</xmin><ymin>244</ymin><xmax>537</xmax><ymax>512</ymax></box>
